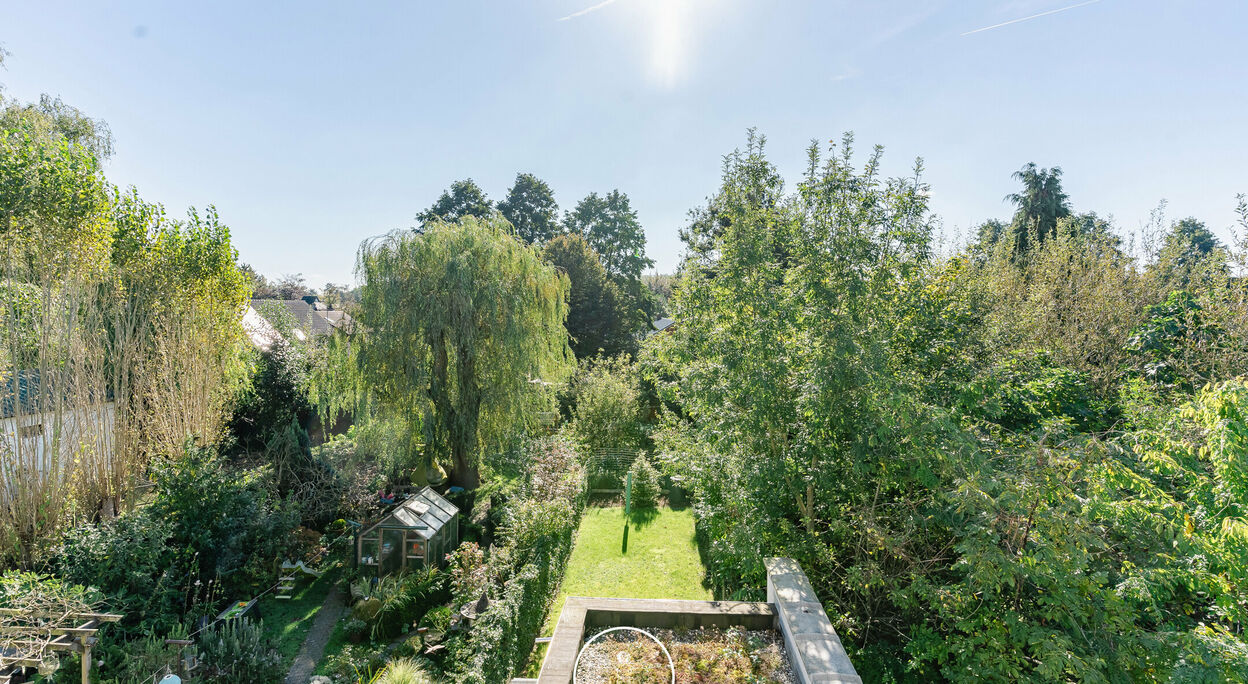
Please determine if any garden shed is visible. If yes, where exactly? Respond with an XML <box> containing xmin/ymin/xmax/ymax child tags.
<box><xmin>356</xmin><ymin>486</ymin><xmax>459</xmax><ymax>575</ymax></box>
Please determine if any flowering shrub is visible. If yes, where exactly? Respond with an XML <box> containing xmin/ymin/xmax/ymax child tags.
<box><xmin>523</xmin><ymin>437</ymin><xmax>585</xmax><ymax>504</ymax></box>
<box><xmin>447</xmin><ymin>542</ymin><xmax>488</xmax><ymax>606</ymax></box>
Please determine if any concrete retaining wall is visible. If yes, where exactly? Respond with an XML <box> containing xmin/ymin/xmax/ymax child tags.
<box><xmin>766</xmin><ymin>557</ymin><xmax>862</xmax><ymax>684</ymax></box>
<box><xmin>535</xmin><ymin>558</ymin><xmax>861</xmax><ymax>684</ymax></box>
<box><xmin>536</xmin><ymin>597</ymin><xmax>775</xmax><ymax>683</ymax></box>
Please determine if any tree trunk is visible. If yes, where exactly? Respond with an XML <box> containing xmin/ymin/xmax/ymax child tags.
<box><xmin>449</xmin><ymin>439</ymin><xmax>480</xmax><ymax>490</ymax></box>
<box><xmin>450</xmin><ymin>339</ymin><xmax>482</xmax><ymax>490</ymax></box>
<box><xmin>428</xmin><ymin>328</ymin><xmax>454</xmax><ymax>480</ymax></box>
<box><xmin>429</xmin><ymin>327</ymin><xmax>482</xmax><ymax>490</ymax></box>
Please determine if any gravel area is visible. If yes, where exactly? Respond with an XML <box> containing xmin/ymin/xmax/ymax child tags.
<box><xmin>574</xmin><ymin>625</ymin><xmax>795</xmax><ymax>684</ymax></box>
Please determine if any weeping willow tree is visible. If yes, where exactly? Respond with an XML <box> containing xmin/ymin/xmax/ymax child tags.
<box><xmin>348</xmin><ymin>216</ymin><xmax>573</xmax><ymax>489</ymax></box>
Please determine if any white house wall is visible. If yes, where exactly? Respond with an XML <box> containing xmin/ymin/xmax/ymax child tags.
<box><xmin>0</xmin><ymin>402</ymin><xmax>115</xmax><ymax>492</ymax></box>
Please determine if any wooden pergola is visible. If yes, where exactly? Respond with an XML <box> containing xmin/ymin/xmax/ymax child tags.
<box><xmin>0</xmin><ymin>608</ymin><xmax>122</xmax><ymax>684</ymax></box>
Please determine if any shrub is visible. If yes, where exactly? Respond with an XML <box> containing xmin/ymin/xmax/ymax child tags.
<box><xmin>353</xmin><ymin>596</ymin><xmax>382</xmax><ymax>622</ymax></box>
<box><xmin>149</xmin><ymin>443</ymin><xmax>299</xmax><ymax>590</ymax></box>
<box><xmin>626</xmin><ymin>455</ymin><xmax>661</xmax><ymax>509</ymax></box>
<box><xmin>390</xmin><ymin>634</ymin><xmax>428</xmax><ymax>659</ymax></box>
<box><xmin>196</xmin><ymin>618</ymin><xmax>284</xmax><ymax>684</ymax></box>
<box><xmin>453</xmin><ymin>561</ymin><xmax>566</xmax><ymax>684</ymax></box>
<box><xmin>319</xmin><ymin>435</ymin><xmax>385</xmax><ymax>521</ymax></box>
<box><xmin>523</xmin><ymin>438</ymin><xmax>584</xmax><ymax>505</ymax></box>
<box><xmin>566</xmin><ymin>356</ymin><xmax>645</xmax><ymax>456</ymax></box>
<box><xmin>503</xmin><ymin>500</ymin><xmax>578</xmax><ymax>569</ymax></box>
<box><xmin>100</xmin><ymin>626</ymin><xmax>190</xmax><ymax>684</ymax></box>
<box><xmin>322</xmin><ymin>518</ymin><xmax>355</xmax><ymax>558</ymax></box>
<box><xmin>973</xmin><ymin>219</ymin><xmax>1155</xmax><ymax>392</ymax></box>
<box><xmin>343</xmin><ymin>618</ymin><xmax>369</xmax><ymax>644</ymax></box>
<box><xmin>450</xmin><ymin>439</ymin><xmax>586</xmax><ymax>683</ymax></box>
<box><xmin>266</xmin><ymin>418</ymin><xmax>343</xmax><ymax>526</ymax></box>
<box><xmin>1124</xmin><ymin>289</ymin><xmax>1222</xmax><ymax>392</ymax></box>
<box><xmin>419</xmin><ymin>604</ymin><xmax>454</xmax><ymax>636</ymax></box>
<box><xmin>960</xmin><ymin>349</ymin><xmax>1106</xmax><ymax>432</ymax></box>
<box><xmin>229</xmin><ymin>338</ymin><xmax>310</xmax><ymax>450</ymax></box>
<box><xmin>54</xmin><ymin>507</ymin><xmax>188</xmax><ymax>637</ymax></box>
<box><xmin>446</xmin><ymin>542</ymin><xmax>488</xmax><ymax>606</ymax></box>
<box><xmin>374</xmin><ymin>657</ymin><xmax>434</xmax><ymax>684</ymax></box>
<box><xmin>322</xmin><ymin>642</ymin><xmax>388</xmax><ymax>682</ymax></box>
<box><xmin>367</xmin><ymin>568</ymin><xmax>448</xmax><ymax>641</ymax></box>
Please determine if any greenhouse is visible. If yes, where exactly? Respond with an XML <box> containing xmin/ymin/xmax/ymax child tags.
<box><xmin>355</xmin><ymin>486</ymin><xmax>459</xmax><ymax>575</ymax></box>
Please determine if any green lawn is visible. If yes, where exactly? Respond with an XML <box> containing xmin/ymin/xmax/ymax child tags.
<box><xmin>524</xmin><ymin>504</ymin><xmax>711</xmax><ymax>676</ymax></box>
<box><xmin>256</xmin><ymin>565</ymin><xmax>340</xmax><ymax>665</ymax></box>
<box><xmin>556</xmin><ymin>504</ymin><xmax>711</xmax><ymax>609</ymax></box>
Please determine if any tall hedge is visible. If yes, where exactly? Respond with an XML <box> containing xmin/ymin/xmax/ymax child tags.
<box><xmin>452</xmin><ymin>439</ymin><xmax>585</xmax><ymax>682</ymax></box>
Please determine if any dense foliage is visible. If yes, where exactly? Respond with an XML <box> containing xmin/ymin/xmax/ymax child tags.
<box><xmin>196</xmin><ymin>618</ymin><xmax>285</xmax><ymax>684</ymax></box>
<box><xmin>542</xmin><ymin>234</ymin><xmax>638</xmax><ymax>358</ymax></box>
<box><xmin>499</xmin><ymin>172</ymin><xmax>561</xmax><ymax>246</ymax></box>
<box><xmin>349</xmin><ymin>216</ymin><xmax>574</xmax><ymax>488</ymax></box>
<box><xmin>649</xmin><ymin>131</ymin><xmax>1248</xmax><ymax>681</ymax></box>
<box><xmin>230</xmin><ymin>338</ymin><xmax>311</xmax><ymax>450</ymax></box>
<box><xmin>415</xmin><ymin>178</ymin><xmax>494</xmax><ymax>227</ymax></box>
<box><xmin>450</xmin><ymin>438</ymin><xmax>586</xmax><ymax>683</ymax></box>
<box><xmin>7</xmin><ymin>48</ymin><xmax>1248</xmax><ymax>682</ymax></box>
<box><xmin>1</xmin><ymin>92</ymin><xmax>250</xmax><ymax>565</ymax></box>
<box><xmin>565</xmin><ymin>355</ymin><xmax>646</xmax><ymax>455</ymax></box>
<box><xmin>413</xmin><ymin>176</ymin><xmax>658</xmax><ymax>361</ymax></box>
<box><xmin>49</xmin><ymin>445</ymin><xmax>298</xmax><ymax>678</ymax></box>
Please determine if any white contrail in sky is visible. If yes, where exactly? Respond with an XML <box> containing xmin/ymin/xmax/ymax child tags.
<box><xmin>558</xmin><ymin>0</ymin><xmax>620</xmax><ymax>21</ymax></box>
<box><xmin>961</xmin><ymin>0</ymin><xmax>1102</xmax><ymax>36</ymax></box>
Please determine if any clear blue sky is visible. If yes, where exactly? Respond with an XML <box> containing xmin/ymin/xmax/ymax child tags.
<box><xmin>3</xmin><ymin>1</ymin><xmax>1245</xmax><ymax>286</ymax></box>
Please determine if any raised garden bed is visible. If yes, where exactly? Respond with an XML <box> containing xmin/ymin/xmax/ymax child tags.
<box><xmin>575</xmin><ymin>625</ymin><xmax>795</xmax><ymax>683</ymax></box>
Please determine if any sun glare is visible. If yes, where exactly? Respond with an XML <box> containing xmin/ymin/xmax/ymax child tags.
<box><xmin>646</xmin><ymin>0</ymin><xmax>689</xmax><ymax>88</ymax></box>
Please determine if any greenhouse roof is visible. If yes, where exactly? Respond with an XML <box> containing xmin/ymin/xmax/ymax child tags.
<box><xmin>368</xmin><ymin>486</ymin><xmax>458</xmax><ymax>540</ymax></box>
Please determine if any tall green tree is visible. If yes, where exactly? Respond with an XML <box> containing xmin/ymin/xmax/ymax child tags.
<box><xmin>1164</xmin><ymin>217</ymin><xmax>1219</xmax><ymax>258</ymax></box>
<box><xmin>415</xmin><ymin>178</ymin><xmax>494</xmax><ymax>227</ymax></box>
<box><xmin>1</xmin><ymin>100</ymin><xmax>249</xmax><ymax>561</ymax></box>
<box><xmin>1005</xmin><ymin>162</ymin><xmax>1071</xmax><ymax>253</ymax></box>
<box><xmin>354</xmin><ymin>215</ymin><xmax>573</xmax><ymax>489</ymax></box>
<box><xmin>679</xmin><ymin>129</ymin><xmax>785</xmax><ymax>271</ymax></box>
<box><xmin>655</xmin><ymin>131</ymin><xmax>938</xmax><ymax>588</ymax></box>
<box><xmin>564</xmin><ymin>190</ymin><xmax>654</xmax><ymax>282</ymax></box>
<box><xmin>1</xmin><ymin>94</ymin><xmax>114</xmax><ymax>162</ymax></box>
<box><xmin>1156</xmin><ymin>217</ymin><xmax>1224</xmax><ymax>286</ymax></box>
<box><xmin>498</xmin><ymin>172</ymin><xmax>560</xmax><ymax>245</ymax></box>
<box><xmin>542</xmin><ymin>233</ymin><xmax>635</xmax><ymax>358</ymax></box>
<box><xmin>0</xmin><ymin>121</ymin><xmax>112</xmax><ymax>278</ymax></box>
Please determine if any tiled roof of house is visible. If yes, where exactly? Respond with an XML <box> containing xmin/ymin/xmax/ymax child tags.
<box><xmin>249</xmin><ymin>296</ymin><xmax>354</xmax><ymax>341</ymax></box>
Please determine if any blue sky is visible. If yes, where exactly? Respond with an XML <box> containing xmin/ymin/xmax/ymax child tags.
<box><xmin>3</xmin><ymin>1</ymin><xmax>1245</xmax><ymax>286</ymax></box>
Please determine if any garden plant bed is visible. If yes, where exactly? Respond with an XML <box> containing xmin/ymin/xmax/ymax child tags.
<box><xmin>575</xmin><ymin>625</ymin><xmax>795</xmax><ymax>684</ymax></box>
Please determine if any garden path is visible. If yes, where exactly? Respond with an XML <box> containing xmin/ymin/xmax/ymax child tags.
<box><xmin>284</xmin><ymin>585</ymin><xmax>345</xmax><ymax>684</ymax></box>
